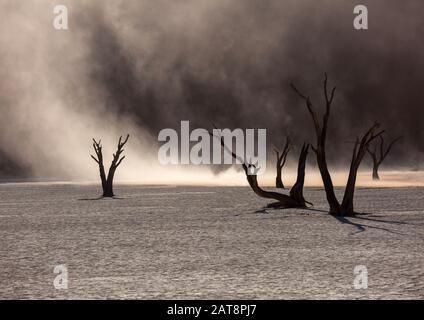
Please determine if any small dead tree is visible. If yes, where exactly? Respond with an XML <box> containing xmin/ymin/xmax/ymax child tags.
<box><xmin>91</xmin><ymin>134</ymin><xmax>129</xmax><ymax>197</ymax></box>
<box><xmin>274</xmin><ymin>136</ymin><xmax>291</xmax><ymax>189</ymax></box>
<box><xmin>210</xmin><ymin>129</ymin><xmax>311</xmax><ymax>209</ymax></box>
<box><xmin>291</xmin><ymin>74</ymin><xmax>383</xmax><ymax>216</ymax></box>
<box><xmin>366</xmin><ymin>135</ymin><xmax>402</xmax><ymax>180</ymax></box>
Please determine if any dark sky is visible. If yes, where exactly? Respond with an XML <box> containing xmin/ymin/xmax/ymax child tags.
<box><xmin>1</xmin><ymin>0</ymin><xmax>423</xmax><ymax>180</ymax></box>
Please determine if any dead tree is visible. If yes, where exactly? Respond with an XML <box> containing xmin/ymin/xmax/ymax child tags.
<box><xmin>210</xmin><ymin>129</ymin><xmax>311</xmax><ymax>209</ymax></box>
<box><xmin>291</xmin><ymin>74</ymin><xmax>383</xmax><ymax>216</ymax></box>
<box><xmin>274</xmin><ymin>136</ymin><xmax>291</xmax><ymax>189</ymax></box>
<box><xmin>91</xmin><ymin>134</ymin><xmax>129</xmax><ymax>197</ymax></box>
<box><xmin>366</xmin><ymin>135</ymin><xmax>402</xmax><ymax>180</ymax></box>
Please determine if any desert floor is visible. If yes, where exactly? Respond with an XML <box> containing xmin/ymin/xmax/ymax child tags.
<box><xmin>0</xmin><ymin>184</ymin><xmax>423</xmax><ymax>299</ymax></box>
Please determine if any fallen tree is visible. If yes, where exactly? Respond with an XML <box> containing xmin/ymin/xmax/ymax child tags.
<box><xmin>91</xmin><ymin>134</ymin><xmax>129</xmax><ymax>197</ymax></box>
<box><xmin>291</xmin><ymin>74</ymin><xmax>384</xmax><ymax>216</ymax></box>
<box><xmin>210</xmin><ymin>129</ymin><xmax>311</xmax><ymax>209</ymax></box>
<box><xmin>366</xmin><ymin>135</ymin><xmax>402</xmax><ymax>180</ymax></box>
<box><xmin>274</xmin><ymin>136</ymin><xmax>291</xmax><ymax>189</ymax></box>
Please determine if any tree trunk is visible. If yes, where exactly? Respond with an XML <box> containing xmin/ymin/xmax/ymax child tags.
<box><xmin>316</xmin><ymin>147</ymin><xmax>341</xmax><ymax>215</ymax></box>
<box><xmin>276</xmin><ymin>170</ymin><xmax>284</xmax><ymax>189</ymax></box>
<box><xmin>244</xmin><ymin>144</ymin><xmax>310</xmax><ymax>208</ymax></box>
<box><xmin>341</xmin><ymin>126</ymin><xmax>383</xmax><ymax>216</ymax></box>
<box><xmin>246</xmin><ymin>174</ymin><xmax>300</xmax><ymax>208</ymax></box>
<box><xmin>98</xmin><ymin>164</ymin><xmax>107</xmax><ymax>195</ymax></box>
<box><xmin>103</xmin><ymin>180</ymin><xmax>114</xmax><ymax>197</ymax></box>
<box><xmin>289</xmin><ymin>144</ymin><xmax>310</xmax><ymax>206</ymax></box>
<box><xmin>274</xmin><ymin>137</ymin><xmax>290</xmax><ymax>189</ymax></box>
<box><xmin>340</xmin><ymin>150</ymin><xmax>359</xmax><ymax>216</ymax></box>
<box><xmin>372</xmin><ymin>161</ymin><xmax>380</xmax><ymax>180</ymax></box>
<box><xmin>104</xmin><ymin>167</ymin><xmax>117</xmax><ymax>197</ymax></box>
<box><xmin>340</xmin><ymin>166</ymin><xmax>357</xmax><ymax>216</ymax></box>
<box><xmin>103</xmin><ymin>182</ymin><xmax>115</xmax><ymax>198</ymax></box>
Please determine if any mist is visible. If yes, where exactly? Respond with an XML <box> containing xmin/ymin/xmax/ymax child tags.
<box><xmin>0</xmin><ymin>0</ymin><xmax>423</xmax><ymax>186</ymax></box>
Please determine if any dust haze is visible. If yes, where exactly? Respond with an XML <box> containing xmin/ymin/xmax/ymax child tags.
<box><xmin>0</xmin><ymin>0</ymin><xmax>423</xmax><ymax>185</ymax></box>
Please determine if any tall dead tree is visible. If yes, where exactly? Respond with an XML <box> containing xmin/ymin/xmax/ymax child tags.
<box><xmin>91</xmin><ymin>134</ymin><xmax>129</xmax><ymax>197</ymax></box>
<box><xmin>210</xmin><ymin>130</ymin><xmax>311</xmax><ymax>209</ymax></box>
<box><xmin>291</xmin><ymin>74</ymin><xmax>383</xmax><ymax>216</ymax></box>
<box><xmin>366</xmin><ymin>135</ymin><xmax>402</xmax><ymax>180</ymax></box>
<box><xmin>274</xmin><ymin>136</ymin><xmax>291</xmax><ymax>189</ymax></box>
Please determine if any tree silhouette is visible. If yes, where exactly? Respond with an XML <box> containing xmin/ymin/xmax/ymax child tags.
<box><xmin>367</xmin><ymin>135</ymin><xmax>402</xmax><ymax>180</ymax></box>
<box><xmin>210</xmin><ymin>129</ymin><xmax>311</xmax><ymax>209</ymax></box>
<box><xmin>91</xmin><ymin>134</ymin><xmax>129</xmax><ymax>197</ymax></box>
<box><xmin>291</xmin><ymin>74</ymin><xmax>383</xmax><ymax>216</ymax></box>
<box><xmin>274</xmin><ymin>136</ymin><xmax>291</xmax><ymax>188</ymax></box>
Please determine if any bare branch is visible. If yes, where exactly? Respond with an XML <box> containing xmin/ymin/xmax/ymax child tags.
<box><xmin>290</xmin><ymin>83</ymin><xmax>321</xmax><ymax>136</ymax></box>
<box><xmin>379</xmin><ymin>135</ymin><xmax>384</xmax><ymax>160</ymax></box>
<box><xmin>381</xmin><ymin>136</ymin><xmax>402</xmax><ymax>162</ymax></box>
<box><xmin>119</xmin><ymin>134</ymin><xmax>130</xmax><ymax>148</ymax></box>
<box><xmin>290</xmin><ymin>83</ymin><xmax>308</xmax><ymax>100</ymax></box>
<box><xmin>90</xmin><ymin>155</ymin><xmax>99</xmax><ymax>164</ymax></box>
<box><xmin>209</xmin><ymin>130</ymin><xmax>246</xmax><ymax>171</ymax></box>
<box><xmin>324</xmin><ymin>73</ymin><xmax>329</xmax><ymax>104</ymax></box>
<box><xmin>115</xmin><ymin>156</ymin><xmax>126</xmax><ymax>168</ymax></box>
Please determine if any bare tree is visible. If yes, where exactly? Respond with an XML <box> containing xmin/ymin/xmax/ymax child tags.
<box><xmin>291</xmin><ymin>74</ymin><xmax>383</xmax><ymax>216</ymax></box>
<box><xmin>210</xmin><ymin>129</ymin><xmax>311</xmax><ymax>209</ymax></box>
<box><xmin>274</xmin><ymin>136</ymin><xmax>291</xmax><ymax>189</ymax></box>
<box><xmin>91</xmin><ymin>134</ymin><xmax>129</xmax><ymax>197</ymax></box>
<box><xmin>367</xmin><ymin>135</ymin><xmax>402</xmax><ymax>180</ymax></box>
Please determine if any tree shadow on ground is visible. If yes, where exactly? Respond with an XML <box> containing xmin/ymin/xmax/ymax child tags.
<box><xmin>252</xmin><ymin>204</ymin><xmax>409</xmax><ymax>235</ymax></box>
<box><xmin>285</xmin><ymin>206</ymin><xmax>409</xmax><ymax>235</ymax></box>
<box><xmin>332</xmin><ymin>215</ymin><xmax>406</xmax><ymax>235</ymax></box>
<box><xmin>78</xmin><ymin>196</ymin><xmax>126</xmax><ymax>201</ymax></box>
<box><xmin>251</xmin><ymin>203</ymin><xmax>322</xmax><ymax>215</ymax></box>
<box><xmin>351</xmin><ymin>214</ymin><xmax>424</xmax><ymax>227</ymax></box>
